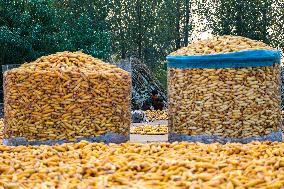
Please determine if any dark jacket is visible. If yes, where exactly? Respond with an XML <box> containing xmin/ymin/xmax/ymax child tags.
<box><xmin>142</xmin><ymin>96</ymin><xmax>164</xmax><ymax>111</ymax></box>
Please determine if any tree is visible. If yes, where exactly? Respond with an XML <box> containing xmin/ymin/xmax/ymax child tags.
<box><xmin>0</xmin><ymin>0</ymin><xmax>111</xmax><ymax>65</ymax></box>
<box><xmin>202</xmin><ymin>0</ymin><xmax>284</xmax><ymax>49</ymax></box>
<box><xmin>269</xmin><ymin>1</ymin><xmax>284</xmax><ymax>51</ymax></box>
<box><xmin>175</xmin><ymin>0</ymin><xmax>181</xmax><ymax>49</ymax></box>
<box><xmin>53</xmin><ymin>0</ymin><xmax>111</xmax><ymax>58</ymax></box>
<box><xmin>107</xmin><ymin>0</ymin><xmax>196</xmax><ymax>90</ymax></box>
<box><xmin>184</xmin><ymin>0</ymin><xmax>191</xmax><ymax>46</ymax></box>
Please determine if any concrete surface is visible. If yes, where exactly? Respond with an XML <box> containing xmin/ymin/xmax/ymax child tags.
<box><xmin>130</xmin><ymin>134</ymin><xmax>168</xmax><ymax>143</ymax></box>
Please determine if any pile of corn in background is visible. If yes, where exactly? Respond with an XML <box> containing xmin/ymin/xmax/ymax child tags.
<box><xmin>130</xmin><ymin>125</ymin><xmax>168</xmax><ymax>135</ymax></box>
<box><xmin>144</xmin><ymin>110</ymin><xmax>168</xmax><ymax>121</ymax></box>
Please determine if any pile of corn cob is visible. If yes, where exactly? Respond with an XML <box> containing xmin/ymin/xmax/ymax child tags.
<box><xmin>0</xmin><ymin>141</ymin><xmax>283</xmax><ymax>188</ymax></box>
<box><xmin>144</xmin><ymin>110</ymin><xmax>168</xmax><ymax>121</ymax></box>
<box><xmin>130</xmin><ymin>125</ymin><xmax>168</xmax><ymax>135</ymax></box>
<box><xmin>168</xmin><ymin>36</ymin><xmax>280</xmax><ymax>139</ymax></box>
<box><xmin>170</xmin><ymin>35</ymin><xmax>273</xmax><ymax>56</ymax></box>
<box><xmin>4</xmin><ymin>51</ymin><xmax>131</xmax><ymax>142</ymax></box>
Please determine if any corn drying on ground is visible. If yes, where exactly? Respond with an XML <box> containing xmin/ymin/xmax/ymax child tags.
<box><xmin>0</xmin><ymin>140</ymin><xmax>283</xmax><ymax>188</ymax></box>
<box><xmin>130</xmin><ymin>125</ymin><xmax>168</xmax><ymax>135</ymax></box>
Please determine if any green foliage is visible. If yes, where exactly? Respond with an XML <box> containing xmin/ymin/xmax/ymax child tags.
<box><xmin>108</xmin><ymin>0</ymin><xmax>194</xmax><ymax>71</ymax></box>
<box><xmin>0</xmin><ymin>0</ymin><xmax>111</xmax><ymax>66</ymax></box>
<box><xmin>153</xmin><ymin>62</ymin><xmax>167</xmax><ymax>91</ymax></box>
<box><xmin>268</xmin><ymin>1</ymin><xmax>284</xmax><ymax>50</ymax></box>
<box><xmin>202</xmin><ymin>0</ymin><xmax>284</xmax><ymax>49</ymax></box>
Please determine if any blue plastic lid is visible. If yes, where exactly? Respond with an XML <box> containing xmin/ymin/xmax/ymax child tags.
<box><xmin>167</xmin><ymin>50</ymin><xmax>280</xmax><ymax>68</ymax></box>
